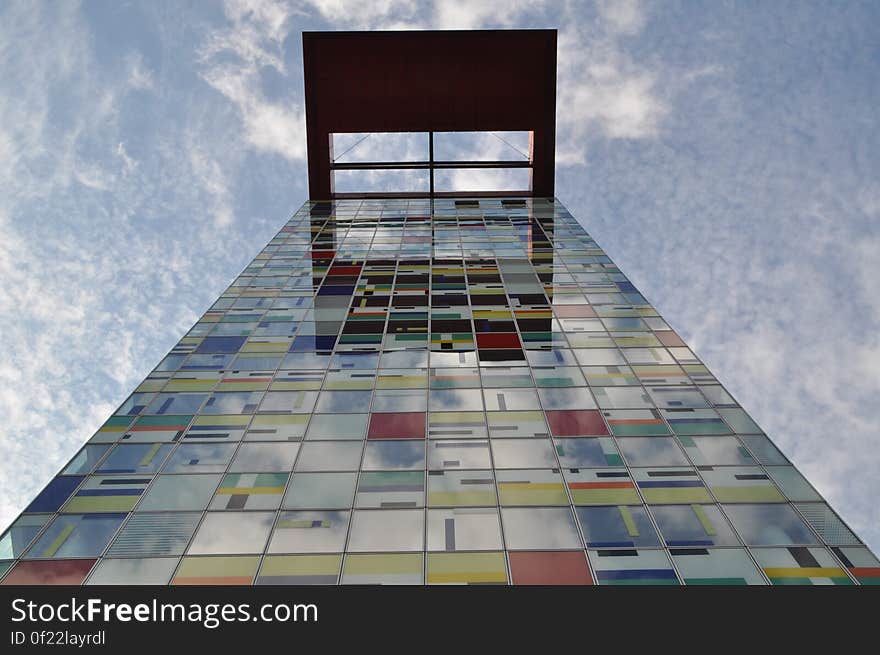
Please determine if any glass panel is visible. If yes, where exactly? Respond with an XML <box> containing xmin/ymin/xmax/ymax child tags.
<box><xmin>537</xmin><ymin>387</ymin><xmax>596</xmax><ymax>410</ymax></box>
<box><xmin>163</xmin><ymin>443</ymin><xmax>236</xmax><ymax>473</ymax></box>
<box><xmin>501</xmin><ymin>507</ymin><xmax>581</xmax><ymax>550</ymax></box>
<box><xmin>367</xmin><ymin>412</ymin><xmax>426</xmax><ymax>439</ymax></box>
<box><xmin>677</xmin><ymin>435</ymin><xmax>754</xmax><ymax>465</ymax></box>
<box><xmin>740</xmin><ymin>434</ymin><xmax>789</xmax><ymax>465</ymax></box>
<box><xmin>650</xmin><ymin>504</ymin><xmax>741</xmax><ymax>547</ymax></box>
<box><xmin>305</xmin><ymin>414</ymin><xmax>368</xmax><ymax>440</ymax></box>
<box><xmin>564</xmin><ymin>469</ymin><xmax>641</xmax><ymax>505</ymax></box>
<box><xmin>430</xmin><ymin>389</ymin><xmax>484</xmax><ymax>411</ymax></box>
<box><xmin>228</xmin><ymin>442</ymin><xmax>300</xmax><ymax>472</ymax></box>
<box><xmin>246</xmin><ymin>414</ymin><xmax>308</xmax><ymax>441</ymax></box>
<box><xmin>371</xmin><ymin>389</ymin><xmax>427</xmax><ymax>412</ymax></box>
<box><xmin>496</xmin><ymin>469</ymin><xmax>567</xmax><ymax>506</ymax></box>
<box><xmin>0</xmin><ymin>515</ymin><xmax>51</xmax><ymax>559</ymax></box>
<box><xmin>491</xmin><ymin>439</ymin><xmax>557</xmax><ymax>468</ymax></box>
<box><xmin>554</xmin><ymin>437</ymin><xmax>622</xmax><ymax>467</ymax></box>
<box><xmin>268</xmin><ymin>511</ymin><xmax>350</xmax><ymax>553</ymax></box>
<box><xmin>107</xmin><ymin>513</ymin><xmax>201</xmax><ymax>557</ymax></box>
<box><xmin>617</xmin><ymin>437</ymin><xmax>689</xmax><ymax>466</ymax></box>
<box><xmin>259</xmin><ymin>391</ymin><xmax>318</xmax><ymax>414</ymax></box>
<box><xmin>137</xmin><ymin>474</ymin><xmax>220</xmax><ymax>511</ymax></box>
<box><xmin>210</xmin><ymin>473</ymin><xmax>288</xmax><ymax>510</ymax></box>
<box><xmin>427</xmin><ymin>508</ymin><xmax>503</xmax><ymax>551</ymax></box>
<box><xmin>832</xmin><ymin>546</ymin><xmax>880</xmax><ymax>584</ymax></box>
<box><xmin>2</xmin><ymin>560</ymin><xmax>97</xmax><ymax>585</ymax></box>
<box><xmin>257</xmin><ymin>554</ymin><xmax>341</xmax><ymax>585</ymax></box>
<box><xmin>144</xmin><ymin>393</ymin><xmax>208</xmax><ymax>415</ymax></box>
<box><xmin>672</xmin><ymin>549</ymin><xmax>765</xmax><ymax>585</ymax></box>
<box><xmin>592</xmin><ymin>386</ymin><xmax>653</xmax><ymax>409</ymax></box>
<box><xmin>482</xmin><ymin>389</ymin><xmax>536</xmax><ymax>412</ymax></box>
<box><xmin>700</xmin><ymin>466</ymin><xmax>785</xmax><ymax>503</ymax></box>
<box><xmin>646</xmin><ymin>386</ymin><xmax>709</xmax><ymax>409</ymax></box>
<box><xmin>751</xmin><ymin>547</ymin><xmax>852</xmax><ymax>585</ymax></box>
<box><xmin>575</xmin><ymin>505</ymin><xmax>660</xmax><ymax>548</ymax></box>
<box><xmin>97</xmin><ymin>444</ymin><xmax>173</xmax><ymax>474</ymax></box>
<box><xmin>187</xmin><ymin>512</ymin><xmax>274</xmax><ymax>554</ymax></box>
<box><xmin>342</xmin><ymin>553</ymin><xmax>423</xmax><ymax>585</ymax></box>
<box><xmin>723</xmin><ymin>504</ymin><xmax>819</xmax><ymax>546</ymax></box>
<box><xmin>356</xmin><ymin>471</ymin><xmax>425</xmax><ymax>508</ymax></box>
<box><xmin>765</xmin><ymin>467</ymin><xmax>822</xmax><ymax>501</ymax></box>
<box><xmin>315</xmin><ymin>390</ymin><xmax>373</xmax><ymax>413</ymax></box>
<box><xmin>283</xmin><ymin>472</ymin><xmax>357</xmax><ymax>509</ymax></box>
<box><xmin>631</xmin><ymin>468</ymin><xmax>711</xmax><ymax>504</ymax></box>
<box><xmin>428</xmin><ymin>411</ymin><xmax>488</xmax><ymax>439</ymax></box>
<box><xmin>427</xmin><ymin>470</ymin><xmax>496</xmax><ymax>507</ymax></box>
<box><xmin>427</xmin><ymin>440</ymin><xmax>491</xmax><ymax>469</ymax></box>
<box><xmin>203</xmin><ymin>391</ymin><xmax>263</xmax><ymax>414</ymax></box>
<box><xmin>86</xmin><ymin>558</ymin><xmax>179</xmax><ymax>585</ymax></box>
<box><xmin>362</xmin><ymin>441</ymin><xmax>425</xmax><ymax>471</ymax></box>
<box><xmin>588</xmin><ymin>548</ymin><xmax>678</xmax><ymax>585</ymax></box>
<box><xmin>347</xmin><ymin>509</ymin><xmax>424</xmax><ymax>552</ymax></box>
<box><xmin>295</xmin><ymin>442</ymin><xmax>363</xmax><ymax>472</ymax></box>
<box><xmin>426</xmin><ymin>551</ymin><xmax>507</xmax><ymax>585</ymax></box>
<box><xmin>794</xmin><ymin>503</ymin><xmax>861</xmax><ymax>545</ymax></box>
<box><xmin>62</xmin><ymin>445</ymin><xmax>111</xmax><ymax>475</ymax></box>
<box><xmin>25</xmin><ymin>514</ymin><xmax>126</xmax><ymax>559</ymax></box>
<box><xmin>508</xmin><ymin>551</ymin><xmax>593</xmax><ymax>585</ymax></box>
<box><xmin>487</xmin><ymin>411</ymin><xmax>548</xmax><ymax>438</ymax></box>
<box><xmin>172</xmin><ymin>556</ymin><xmax>259</xmax><ymax>585</ymax></box>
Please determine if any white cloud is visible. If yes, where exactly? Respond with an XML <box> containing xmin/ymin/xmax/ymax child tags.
<box><xmin>307</xmin><ymin>0</ymin><xmax>419</xmax><ymax>25</ymax></box>
<box><xmin>555</xmin><ymin>3</ymin><xmax>667</xmax><ymax>164</ymax></box>
<box><xmin>432</xmin><ymin>0</ymin><xmax>544</xmax><ymax>29</ymax></box>
<box><xmin>116</xmin><ymin>142</ymin><xmax>137</xmax><ymax>173</ymax></box>
<box><xmin>125</xmin><ymin>52</ymin><xmax>155</xmax><ymax>91</ymax></box>
<box><xmin>198</xmin><ymin>0</ymin><xmax>307</xmax><ymax>161</ymax></box>
<box><xmin>595</xmin><ymin>0</ymin><xmax>645</xmax><ymax>35</ymax></box>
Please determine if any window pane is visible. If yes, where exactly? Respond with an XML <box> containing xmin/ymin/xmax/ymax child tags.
<box><xmin>617</xmin><ymin>437</ymin><xmax>688</xmax><ymax>466</ymax></box>
<box><xmin>25</xmin><ymin>514</ymin><xmax>125</xmax><ymax>559</ymax></box>
<box><xmin>107</xmin><ymin>513</ymin><xmax>201</xmax><ymax>557</ymax></box>
<box><xmin>501</xmin><ymin>507</ymin><xmax>581</xmax><ymax>550</ymax></box>
<box><xmin>228</xmin><ymin>442</ymin><xmax>300</xmax><ymax>472</ymax></box>
<box><xmin>86</xmin><ymin>558</ymin><xmax>179</xmax><ymax>585</ymax></box>
<box><xmin>362</xmin><ymin>441</ymin><xmax>425</xmax><ymax>471</ymax></box>
<box><xmin>356</xmin><ymin>471</ymin><xmax>424</xmax><ymax>508</ymax></box>
<box><xmin>268</xmin><ymin>511</ymin><xmax>350</xmax><ymax>553</ymax></box>
<box><xmin>650</xmin><ymin>504</ymin><xmax>740</xmax><ymax>547</ymax></box>
<box><xmin>723</xmin><ymin>504</ymin><xmax>819</xmax><ymax>546</ymax></box>
<box><xmin>137</xmin><ymin>474</ymin><xmax>220</xmax><ymax>511</ymax></box>
<box><xmin>295</xmin><ymin>442</ymin><xmax>363</xmax><ymax>472</ymax></box>
<box><xmin>188</xmin><ymin>512</ymin><xmax>274</xmax><ymax>554</ymax></box>
<box><xmin>672</xmin><ymin>548</ymin><xmax>765</xmax><ymax>585</ymax></box>
<box><xmin>427</xmin><ymin>508</ymin><xmax>502</xmax><ymax>551</ymax></box>
<box><xmin>347</xmin><ymin>509</ymin><xmax>424</xmax><ymax>552</ymax></box>
<box><xmin>575</xmin><ymin>505</ymin><xmax>660</xmax><ymax>548</ymax></box>
<box><xmin>283</xmin><ymin>472</ymin><xmax>357</xmax><ymax>509</ymax></box>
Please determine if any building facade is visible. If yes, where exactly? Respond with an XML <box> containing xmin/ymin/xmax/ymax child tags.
<box><xmin>1</xmin><ymin>195</ymin><xmax>877</xmax><ymax>585</ymax></box>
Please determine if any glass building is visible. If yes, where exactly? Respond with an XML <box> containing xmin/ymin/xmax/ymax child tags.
<box><xmin>1</xmin><ymin>31</ymin><xmax>877</xmax><ymax>586</ymax></box>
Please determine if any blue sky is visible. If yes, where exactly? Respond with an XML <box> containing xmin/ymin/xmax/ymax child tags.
<box><xmin>1</xmin><ymin>0</ymin><xmax>878</xmax><ymax>552</ymax></box>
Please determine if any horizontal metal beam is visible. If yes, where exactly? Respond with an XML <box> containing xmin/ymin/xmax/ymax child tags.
<box><xmin>331</xmin><ymin>160</ymin><xmax>532</xmax><ymax>171</ymax></box>
<box><xmin>332</xmin><ymin>190</ymin><xmax>534</xmax><ymax>199</ymax></box>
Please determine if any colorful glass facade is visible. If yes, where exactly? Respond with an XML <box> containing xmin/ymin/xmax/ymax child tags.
<box><xmin>1</xmin><ymin>196</ymin><xmax>877</xmax><ymax>586</ymax></box>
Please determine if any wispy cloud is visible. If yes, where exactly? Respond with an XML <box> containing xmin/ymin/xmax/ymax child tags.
<box><xmin>197</xmin><ymin>0</ymin><xmax>307</xmax><ymax>161</ymax></box>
